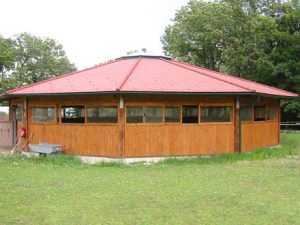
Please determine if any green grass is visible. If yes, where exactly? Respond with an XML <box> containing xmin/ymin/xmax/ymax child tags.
<box><xmin>0</xmin><ymin>133</ymin><xmax>299</xmax><ymax>225</ymax></box>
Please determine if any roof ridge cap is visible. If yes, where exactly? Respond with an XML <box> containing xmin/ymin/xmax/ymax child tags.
<box><xmin>176</xmin><ymin>60</ymin><xmax>298</xmax><ymax>96</ymax></box>
<box><xmin>4</xmin><ymin>58</ymin><xmax>122</xmax><ymax>95</ymax></box>
<box><xmin>117</xmin><ymin>57</ymin><xmax>142</xmax><ymax>91</ymax></box>
<box><xmin>159</xmin><ymin>58</ymin><xmax>255</xmax><ymax>92</ymax></box>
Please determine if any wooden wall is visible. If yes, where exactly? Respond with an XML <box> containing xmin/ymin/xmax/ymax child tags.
<box><xmin>30</xmin><ymin>124</ymin><xmax>119</xmax><ymax>156</ymax></box>
<box><xmin>27</xmin><ymin>95</ymin><xmax>120</xmax><ymax>156</ymax></box>
<box><xmin>124</xmin><ymin>95</ymin><xmax>235</xmax><ymax>157</ymax></box>
<box><xmin>240</xmin><ymin>96</ymin><xmax>280</xmax><ymax>152</ymax></box>
<box><xmin>9</xmin><ymin>94</ymin><xmax>281</xmax><ymax>157</ymax></box>
<box><xmin>241</xmin><ymin>121</ymin><xmax>279</xmax><ymax>151</ymax></box>
<box><xmin>0</xmin><ymin>121</ymin><xmax>13</xmax><ymax>147</ymax></box>
<box><xmin>125</xmin><ymin>124</ymin><xmax>234</xmax><ymax>157</ymax></box>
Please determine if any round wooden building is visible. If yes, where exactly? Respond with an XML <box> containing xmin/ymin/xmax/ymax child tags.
<box><xmin>1</xmin><ymin>55</ymin><xmax>298</xmax><ymax>157</ymax></box>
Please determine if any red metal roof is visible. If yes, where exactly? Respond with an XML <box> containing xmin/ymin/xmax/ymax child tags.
<box><xmin>4</xmin><ymin>56</ymin><xmax>298</xmax><ymax>98</ymax></box>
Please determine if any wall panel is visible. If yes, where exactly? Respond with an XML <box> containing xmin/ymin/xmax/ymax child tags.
<box><xmin>125</xmin><ymin>124</ymin><xmax>235</xmax><ymax>157</ymax></box>
<box><xmin>29</xmin><ymin>124</ymin><xmax>120</xmax><ymax>156</ymax></box>
<box><xmin>241</xmin><ymin>121</ymin><xmax>279</xmax><ymax>151</ymax></box>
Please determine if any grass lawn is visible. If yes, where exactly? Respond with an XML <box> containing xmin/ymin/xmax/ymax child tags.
<box><xmin>0</xmin><ymin>133</ymin><xmax>300</xmax><ymax>225</ymax></box>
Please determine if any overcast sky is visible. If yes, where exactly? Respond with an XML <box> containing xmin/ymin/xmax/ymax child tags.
<box><xmin>1</xmin><ymin>0</ymin><xmax>189</xmax><ymax>69</ymax></box>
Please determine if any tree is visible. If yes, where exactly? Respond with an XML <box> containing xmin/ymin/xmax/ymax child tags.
<box><xmin>0</xmin><ymin>33</ymin><xmax>76</xmax><ymax>93</ymax></box>
<box><xmin>0</xmin><ymin>36</ymin><xmax>15</xmax><ymax>79</ymax></box>
<box><xmin>162</xmin><ymin>1</ymin><xmax>237</xmax><ymax>70</ymax></box>
<box><xmin>162</xmin><ymin>0</ymin><xmax>300</xmax><ymax>119</ymax></box>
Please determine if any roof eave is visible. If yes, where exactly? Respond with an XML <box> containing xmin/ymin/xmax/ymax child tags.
<box><xmin>3</xmin><ymin>91</ymin><xmax>299</xmax><ymax>99</ymax></box>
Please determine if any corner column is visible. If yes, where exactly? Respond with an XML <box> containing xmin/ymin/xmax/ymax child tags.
<box><xmin>278</xmin><ymin>99</ymin><xmax>281</xmax><ymax>145</ymax></box>
<box><xmin>119</xmin><ymin>95</ymin><xmax>125</xmax><ymax>157</ymax></box>
<box><xmin>235</xmin><ymin>96</ymin><xmax>241</xmax><ymax>153</ymax></box>
<box><xmin>23</xmin><ymin>97</ymin><xmax>29</xmax><ymax>150</ymax></box>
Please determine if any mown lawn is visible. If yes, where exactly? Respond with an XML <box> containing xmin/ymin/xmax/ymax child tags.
<box><xmin>0</xmin><ymin>133</ymin><xmax>299</xmax><ymax>225</ymax></box>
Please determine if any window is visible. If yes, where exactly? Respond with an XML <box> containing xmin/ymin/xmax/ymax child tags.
<box><xmin>254</xmin><ymin>106</ymin><xmax>266</xmax><ymax>121</ymax></box>
<box><xmin>126</xmin><ymin>106</ymin><xmax>143</xmax><ymax>123</ymax></box>
<box><xmin>87</xmin><ymin>106</ymin><xmax>118</xmax><ymax>123</ymax></box>
<box><xmin>61</xmin><ymin>106</ymin><xmax>85</xmax><ymax>123</ymax></box>
<box><xmin>145</xmin><ymin>106</ymin><xmax>163</xmax><ymax>123</ymax></box>
<box><xmin>267</xmin><ymin>106</ymin><xmax>277</xmax><ymax>120</ymax></box>
<box><xmin>201</xmin><ymin>106</ymin><xmax>232</xmax><ymax>122</ymax></box>
<box><xmin>165</xmin><ymin>106</ymin><xmax>180</xmax><ymax>123</ymax></box>
<box><xmin>240</xmin><ymin>107</ymin><xmax>252</xmax><ymax>122</ymax></box>
<box><xmin>16</xmin><ymin>105</ymin><xmax>23</xmax><ymax>121</ymax></box>
<box><xmin>182</xmin><ymin>105</ymin><xmax>198</xmax><ymax>123</ymax></box>
<box><xmin>32</xmin><ymin>107</ymin><xmax>56</xmax><ymax>123</ymax></box>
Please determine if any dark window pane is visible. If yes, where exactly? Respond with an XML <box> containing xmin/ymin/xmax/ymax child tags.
<box><xmin>126</xmin><ymin>106</ymin><xmax>143</xmax><ymax>123</ymax></box>
<box><xmin>254</xmin><ymin>106</ymin><xmax>266</xmax><ymax>121</ymax></box>
<box><xmin>87</xmin><ymin>106</ymin><xmax>118</xmax><ymax>123</ymax></box>
<box><xmin>201</xmin><ymin>107</ymin><xmax>232</xmax><ymax>122</ymax></box>
<box><xmin>267</xmin><ymin>106</ymin><xmax>277</xmax><ymax>120</ymax></box>
<box><xmin>165</xmin><ymin>106</ymin><xmax>180</xmax><ymax>123</ymax></box>
<box><xmin>16</xmin><ymin>105</ymin><xmax>23</xmax><ymax>121</ymax></box>
<box><xmin>61</xmin><ymin>106</ymin><xmax>85</xmax><ymax>123</ymax></box>
<box><xmin>240</xmin><ymin>107</ymin><xmax>252</xmax><ymax>122</ymax></box>
<box><xmin>182</xmin><ymin>105</ymin><xmax>198</xmax><ymax>123</ymax></box>
<box><xmin>145</xmin><ymin>106</ymin><xmax>163</xmax><ymax>123</ymax></box>
<box><xmin>32</xmin><ymin>107</ymin><xmax>56</xmax><ymax>122</ymax></box>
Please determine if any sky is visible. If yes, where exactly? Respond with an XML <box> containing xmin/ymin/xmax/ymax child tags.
<box><xmin>0</xmin><ymin>0</ymin><xmax>189</xmax><ymax>69</ymax></box>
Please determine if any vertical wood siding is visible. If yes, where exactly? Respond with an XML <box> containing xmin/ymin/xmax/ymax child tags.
<box><xmin>30</xmin><ymin>124</ymin><xmax>120</xmax><ymax>156</ymax></box>
<box><xmin>241</xmin><ymin>121</ymin><xmax>279</xmax><ymax>151</ymax></box>
<box><xmin>0</xmin><ymin>122</ymin><xmax>13</xmax><ymax>147</ymax></box>
<box><xmin>124</xmin><ymin>95</ymin><xmax>235</xmax><ymax>157</ymax></box>
<box><xmin>124</xmin><ymin>124</ymin><xmax>235</xmax><ymax>157</ymax></box>
<box><xmin>9</xmin><ymin>95</ymin><xmax>282</xmax><ymax>157</ymax></box>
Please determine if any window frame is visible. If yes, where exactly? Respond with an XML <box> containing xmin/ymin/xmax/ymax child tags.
<box><xmin>86</xmin><ymin>105</ymin><xmax>119</xmax><ymax>124</ymax></box>
<box><xmin>266</xmin><ymin>105</ymin><xmax>278</xmax><ymax>121</ymax></box>
<box><xmin>240</xmin><ymin>106</ymin><xmax>253</xmax><ymax>123</ymax></box>
<box><xmin>164</xmin><ymin>105</ymin><xmax>182</xmax><ymax>124</ymax></box>
<box><xmin>30</xmin><ymin>106</ymin><xmax>57</xmax><ymax>124</ymax></box>
<box><xmin>144</xmin><ymin>106</ymin><xmax>164</xmax><ymax>124</ymax></box>
<box><xmin>60</xmin><ymin>105</ymin><xmax>86</xmax><ymax>124</ymax></box>
<box><xmin>200</xmin><ymin>106</ymin><xmax>233</xmax><ymax>123</ymax></box>
<box><xmin>126</xmin><ymin>105</ymin><xmax>145</xmax><ymax>124</ymax></box>
<box><xmin>181</xmin><ymin>105</ymin><xmax>199</xmax><ymax>124</ymax></box>
<box><xmin>254</xmin><ymin>106</ymin><xmax>266</xmax><ymax>122</ymax></box>
<box><xmin>16</xmin><ymin>104</ymin><xmax>23</xmax><ymax>122</ymax></box>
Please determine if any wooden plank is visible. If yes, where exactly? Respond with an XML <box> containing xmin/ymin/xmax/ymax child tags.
<box><xmin>124</xmin><ymin>124</ymin><xmax>235</xmax><ymax>157</ymax></box>
<box><xmin>24</xmin><ymin>94</ymin><xmax>282</xmax><ymax>157</ymax></box>
<box><xmin>27</xmin><ymin>95</ymin><xmax>120</xmax><ymax>157</ymax></box>
<box><xmin>29</xmin><ymin>124</ymin><xmax>120</xmax><ymax>157</ymax></box>
<box><xmin>124</xmin><ymin>95</ymin><xmax>235</xmax><ymax>157</ymax></box>
<box><xmin>241</xmin><ymin>121</ymin><xmax>279</xmax><ymax>151</ymax></box>
<box><xmin>0</xmin><ymin>122</ymin><xmax>13</xmax><ymax>147</ymax></box>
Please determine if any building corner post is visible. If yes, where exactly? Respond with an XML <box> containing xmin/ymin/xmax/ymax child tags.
<box><xmin>23</xmin><ymin>96</ymin><xmax>29</xmax><ymax>150</ymax></box>
<box><xmin>235</xmin><ymin>96</ymin><xmax>241</xmax><ymax>153</ymax></box>
<box><xmin>119</xmin><ymin>95</ymin><xmax>125</xmax><ymax>158</ymax></box>
<box><xmin>278</xmin><ymin>99</ymin><xmax>281</xmax><ymax>145</ymax></box>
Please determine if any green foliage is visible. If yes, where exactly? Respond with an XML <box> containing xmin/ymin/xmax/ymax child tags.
<box><xmin>0</xmin><ymin>36</ymin><xmax>15</xmax><ymax>78</ymax></box>
<box><xmin>0</xmin><ymin>33</ymin><xmax>76</xmax><ymax>93</ymax></box>
<box><xmin>162</xmin><ymin>0</ymin><xmax>300</xmax><ymax>117</ymax></box>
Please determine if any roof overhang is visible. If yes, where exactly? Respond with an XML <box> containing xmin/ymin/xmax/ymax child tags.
<box><xmin>2</xmin><ymin>91</ymin><xmax>299</xmax><ymax>100</ymax></box>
